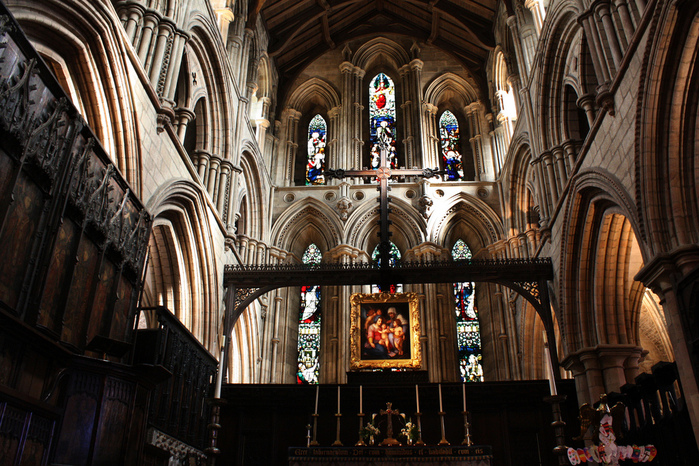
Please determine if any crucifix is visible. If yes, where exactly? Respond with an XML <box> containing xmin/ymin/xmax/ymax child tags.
<box><xmin>325</xmin><ymin>141</ymin><xmax>445</xmax><ymax>289</ymax></box>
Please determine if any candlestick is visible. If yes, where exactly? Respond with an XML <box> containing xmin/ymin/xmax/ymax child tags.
<box><xmin>461</xmin><ymin>410</ymin><xmax>473</xmax><ymax>446</ymax></box>
<box><xmin>414</xmin><ymin>411</ymin><xmax>425</xmax><ymax>445</ymax></box>
<box><xmin>462</xmin><ymin>382</ymin><xmax>467</xmax><ymax>412</ymax></box>
<box><xmin>214</xmin><ymin>336</ymin><xmax>225</xmax><ymax>399</ymax></box>
<box><xmin>310</xmin><ymin>413</ymin><xmax>320</xmax><ymax>446</ymax></box>
<box><xmin>306</xmin><ymin>424</ymin><xmax>312</xmax><ymax>448</ymax></box>
<box><xmin>359</xmin><ymin>385</ymin><xmax>363</xmax><ymax>414</ymax></box>
<box><xmin>415</xmin><ymin>384</ymin><xmax>420</xmax><ymax>413</ymax></box>
<box><xmin>337</xmin><ymin>385</ymin><xmax>341</xmax><ymax>413</ymax></box>
<box><xmin>438</xmin><ymin>383</ymin><xmax>443</xmax><ymax>412</ymax></box>
<box><xmin>314</xmin><ymin>385</ymin><xmax>319</xmax><ymax>415</ymax></box>
<box><xmin>356</xmin><ymin>412</ymin><xmax>366</xmax><ymax>446</ymax></box>
<box><xmin>438</xmin><ymin>410</ymin><xmax>450</xmax><ymax>445</ymax></box>
<box><xmin>332</xmin><ymin>413</ymin><xmax>343</xmax><ymax>446</ymax></box>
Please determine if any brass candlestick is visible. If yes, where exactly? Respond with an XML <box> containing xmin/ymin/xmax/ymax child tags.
<box><xmin>461</xmin><ymin>410</ymin><xmax>473</xmax><ymax>446</ymax></box>
<box><xmin>356</xmin><ymin>413</ymin><xmax>366</xmax><ymax>446</ymax></box>
<box><xmin>310</xmin><ymin>413</ymin><xmax>320</xmax><ymax>446</ymax></box>
<box><xmin>306</xmin><ymin>424</ymin><xmax>312</xmax><ymax>447</ymax></box>
<box><xmin>438</xmin><ymin>411</ymin><xmax>450</xmax><ymax>445</ymax></box>
<box><xmin>332</xmin><ymin>413</ymin><xmax>343</xmax><ymax>446</ymax></box>
<box><xmin>414</xmin><ymin>412</ymin><xmax>425</xmax><ymax>445</ymax></box>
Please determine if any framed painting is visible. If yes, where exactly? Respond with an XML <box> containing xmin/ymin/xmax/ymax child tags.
<box><xmin>350</xmin><ymin>292</ymin><xmax>422</xmax><ymax>370</ymax></box>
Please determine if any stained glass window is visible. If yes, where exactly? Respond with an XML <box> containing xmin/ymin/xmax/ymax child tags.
<box><xmin>369</xmin><ymin>73</ymin><xmax>397</xmax><ymax>170</ymax></box>
<box><xmin>371</xmin><ymin>242</ymin><xmax>403</xmax><ymax>293</ymax></box>
<box><xmin>440</xmin><ymin>111</ymin><xmax>463</xmax><ymax>181</ymax></box>
<box><xmin>306</xmin><ymin>114</ymin><xmax>327</xmax><ymax>185</ymax></box>
<box><xmin>452</xmin><ymin>239</ymin><xmax>483</xmax><ymax>382</ymax></box>
<box><xmin>297</xmin><ymin>244</ymin><xmax>322</xmax><ymax>384</ymax></box>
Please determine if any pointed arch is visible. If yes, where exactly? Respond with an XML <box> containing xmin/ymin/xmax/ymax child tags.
<box><xmin>352</xmin><ymin>37</ymin><xmax>410</xmax><ymax>70</ymax></box>
<box><xmin>428</xmin><ymin>193</ymin><xmax>505</xmax><ymax>251</ymax></box>
<box><xmin>271</xmin><ymin>199</ymin><xmax>343</xmax><ymax>255</ymax></box>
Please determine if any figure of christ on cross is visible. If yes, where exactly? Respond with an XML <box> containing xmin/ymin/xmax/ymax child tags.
<box><xmin>325</xmin><ymin>143</ymin><xmax>446</xmax><ymax>289</ymax></box>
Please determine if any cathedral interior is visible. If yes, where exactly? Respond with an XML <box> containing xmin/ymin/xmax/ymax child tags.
<box><xmin>1</xmin><ymin>0</ymin><xmax>699</xmax><ymax>465</ymax></box>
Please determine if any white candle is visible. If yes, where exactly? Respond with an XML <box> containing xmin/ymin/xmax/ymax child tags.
<box><xmin>438</xmin><ymin>383</ymin><xmax>443</xmax><ymax>412</ymax></box>
<box><xmin>359</xmin><ymin>385</ymin><xmax>363</xmax><ymax>413</ymax></box>
<box><xmin>543</xmin><ymin>333</ymin><xmax>558</xmax><ymax>396</ymax></box>
<box><xmin>337</xmin><ymin>385</ymin><xmax>341</xmax><ymax>413</ymax></box>
<box><xmin>314</xmin><ymin>385</ymin><xmax>319</xmax><ymax>414</ymax></box>
<box><xmin>214</xmin><ymin>336</ymin><xmax>225</xmax><ymax>399</ymax></box>
<box><xmin>462</xmin><ymin>382</ymin><xmax>467</xmax><ymax>412</ymax></box>
<box><xmin>415</xmin><ymin>384</ymin><xmax>420</xmax><ymax>413</ymax></box>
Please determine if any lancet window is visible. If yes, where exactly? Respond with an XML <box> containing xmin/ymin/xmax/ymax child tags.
<box><xmin>306</xmin><ymin>114</ymin><xmax>327</xmax><ymax>185</ymax></box>
<box><xmin>452</xmin><ymin>239</ymin><xmax>483</xmax><ymax>382</ymax></box>
<box><xmin>369</xmin><ymin>72</ymin><xmax>397</xmax><ymax>170</ymax></box>
<box><xmin>296</xmin><ymin>244</ymin><xmax>322</xmax><ymax>384</ymax></box>
<box><xmin>439</xmin><ymin>110</ymin><xmax>464</xmax><ymax>181</ymax></box>
<box><xmin>371</xmin><ymin>242</ymin><xmax>403</xmax><ymax>294</ymax></box>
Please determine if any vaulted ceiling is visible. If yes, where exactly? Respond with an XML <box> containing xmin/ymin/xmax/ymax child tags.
<box><xmin>252</xmin><ymin>0</ymin><xmax>498</xmax><ymax>90</ymax></box>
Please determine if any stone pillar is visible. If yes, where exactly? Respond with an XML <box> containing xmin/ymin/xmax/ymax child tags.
<box><xmin>339</xmin><ymin>61</ymin><xmax>354</xmax><ymax>170</ymax></box>
<box><xmin>578</xmin><ymin>11</ymin><xmax>612</xmax><ymax>85</ymax></box>
<box><xmin>175</xmin><ymin>107</ymin><xmax>195</xmax><ymax>142</ymax></box>
<box><xmin>576</xmin><ymin>93</ymin><xmax>597</xmax><ymax>128</ymax></box>
<box><xmin>282</xmin><ymin>108</ymin><xmax>301</xmax><ymax>186</ymax></box>
<box><xmin>124</xmin><ymin>4</ymin><xmax>145</xmax><ymax>44</ymax></box>
<box><xmin>137</xmin><ymin>12</ymin><xmax>160</xmax><ymax>65</ymax></box>
<box><xmin>524</xmin><ymin>0</ymin><xmax>544</xmax><ymax>34</ymax></box>
<box><xmin>148</xmin><ymin>19</ymin><xmax>175</xmax><ymax>89</ymax></box>
<box><xmin>506</xmin><ymin>16</ymin><xmax>530</xmax><ymax>84</ymax></box>
<box><xmin>207</xmin><ymin>155</ymin><xmax>221</xmax><ymax>198</ymax></box>
<box><xmin>541</xmin><ymin>150</ymin><xmax>559</xmax><ymax>205</ymax></box>
<box><xmin>613</xmin><ymin>0</ymin><xmax>636</xmax><ymax>45</ymax></box>
<box><xmin>238</xmin><ymin>29</ymin><xmax>255</xmax><ymax>90</ymax></box>
<box><xmin>594</xmin><ymin>0</ymin><xmax>623</xmax><ymax>69</ymax></box>
<box><xmin>562</xmin><ymin>139</ymin><xmax>579</xmax><ymax>173</ymax></box>
<box><xmin>465</xmin><ymin>103</ymin><xmax>484</xmax><ymax>181</ymax></box>
<box><xmin>552</xmin><ymin>145</ymin><xmax>568</xmax><ymax>192</ymax></box>
<box><xmin>163</xmin><ymin>30</ymin><xmax>190</xmax><ymax>102</ymax></box>
<box><xmin>326</xmin><ymin>106</ymin><xmax>341</xmax><ymax>184</ymax></box>
<box><xmin>422</xmin><ymin>103</ymin><xmax>439</xmax><ymax>169</ymax></box>
<box><xmin>193</xmin><ymin>149</ymin><xmax>211</xmax><ymax>182</ymax></box>
<box><xmin>217</xmin><ymin>161</ymin><xmax>232</xmax><ymax>214</ymax></box>
<box><xmin>530</xmin><ymin>156</ymin><xmax>550</xmax><ymax>225</ymax></box>
<box><xmin>351</xmin><ymin>66</ymin><xmax>365</xmax><ymax>170</ymax></box>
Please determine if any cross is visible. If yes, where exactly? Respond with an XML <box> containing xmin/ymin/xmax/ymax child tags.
<box><xmin>325</xmin><ymin>142</ymin><xmax>445</xmax><ymax>289</ymax></box>
<box><xmin>379</xmin><ymin>402</ymin><xmax>401</xmax><ymax>446</ymax></box>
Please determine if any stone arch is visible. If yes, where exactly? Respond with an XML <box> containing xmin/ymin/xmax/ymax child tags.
<box><xmin>11</xmin><ymin>0</ymin><xmax>141</xmax><ymax>189</ymax></box>
<box><xmin>271</xmin><ymin>198</ymin><xmax>342</xmax><ymax>256</ymax></box>
<box><xmin>144</xmin><ymin>180</ymin><xmax>220</xmax><ymax>350</ymax></box>
<box><xmin>504</xmin><ymin>142</ymin><xmax>540</xmax><ymax>243</ymax></box>
<box><xmin>536</xmin><ymin>5</ymin><xmax>583</xmax><ymax>150</ymax></box>
<box><xmin>428</xmin><ymin>193</ymin><xmax>504</xmax><ymax>252</ymax></box>
<box><xmin>636</xmin><ymin>0</ymin><xmax>699</xmax><ymax>255</ymax></box>
<box><xmin>424</xmin><ymin>72</ymin><xmax>480</xmax><ymax>106</ymax></box>
<box><xmin>352</xmin><ymin>37</ymin><xmax>410</xmax><ymax>71</ymax></box>
<box><xmin>239</xmin><ymin>149</ymin><xmax>268</xmax><ymax>240</ymax></box>
<box><xmin>345</xmin><ymin>197</ymin><xmax>426</xmax><ymax>255</ymax></box>
<box><xmin>558</xmin><ymin>170</ymin><xmax>654</xmax><ymax>403</ymax></box>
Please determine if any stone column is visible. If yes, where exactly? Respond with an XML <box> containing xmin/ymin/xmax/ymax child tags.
<box><xmin>578</xmin><ymin>11</ymin><xmax>612</xmax><ymax>85</ymax></box>
<box><xmin>351</xmin><ymin>66</ymin><xmax>366</xmax><ymax>170</ymax></box>
<box><xmin>594</xmin><ymin>0</ymin><xmax>623</xmax><ymax>69</ymax></box>
<box><xmin>137</xmin><ymin>12</ymin><xmax>160</xmax><ymax>65</ymax></box>
<box><xmin>339</xmin><ymin>61</ymin><xmax>354</xmax><ymax>170</ymax></box>
<box><xmin>207</xmin><ymin>155</ymin><xmax>221</xmax><ymax>198</ymax></box>
<box><xmin>422</xmin><ymin>103</ymin><xmax>439</xmax><ymax>169</ymax></box>
<box><xmin>530</xmin><ymin>156</ymin><xmax>550</xmax><ymax>225</ymax></box>
<box><xmin>541</xmin><ymin>150</ymin><xmax>559</xmax><ymax>206</ymax></box>
<box><xmin>124</xmin><ymin>4</ymin><xmax>145</xmax><ymax>45</ymax></box>
<box><xmin>326</xmin><ymin>106</ymin><xmax>341</xmax><ymax>184</ymax></box>
<box><xmin>524</xmin><ymin>0</ymin><xmax>545</xmax><ymax>34</ymax></box>
<box><xmin>562</xmin><ymin>140</ymin><xmax>579</xmax><ymax>173</ymax></box>
<box><xmin>552</xmin><ymin>145</ymin><xmax>568</xmax><ymax>192</ymax></box>
<box><xmin>148</xmin><ymin>19</ymin><xmax>175</xmax><ymax>89</ymax></box>
<box><xmin>613</xmin><ymin>0</ymin><xmax>636</xmax><ymax>45</ymax></box>
<box><xmin>576</xmin><ymin>93</ymin><xmax>597</xmax><ymax>128</ymax></box>
<box><xmin>175</xmin><ymin>107</ymin><xmax>195</xmax><ymax>142</ymax></box>
<box><xmin>282</xmin><ymin>108</ymin><xmax>301</xmax><ymax>186</ymax></box>
<box><xmin>163</xmin><ymin>30</ymin><xmax>190</xmax><ymax>102</ymax></box>
<box><xmin>193</xmin><ymin>149</ymin><xmax>211</xmax><ymax>182</ymax></box>
<box><xmin>506</xmin><ymin>16</ymin><xmax>530</xmax><ymax>84</ymax></box>
<box><xmin>217</xmin><ymin>161</ymin><xmax>232</xmax><ymax>215</ymax></box>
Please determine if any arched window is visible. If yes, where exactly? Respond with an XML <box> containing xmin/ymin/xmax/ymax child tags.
<box><xmin>296</xmin><ymin>244</ymin><xmax>322</xmax><ymax>384</ymax></box>
<box><xmin>369</xmin><ymin>72</ymin><xmax>397</xmax><ymax>170</ymax></box>
<box><xmin>452</xmin><ymin>240</ymin><xmax>483</xmax><ymax>382</ymax></box>
<box><xmin>306</xmin><ymin>114</ymin><xmax>327</xmax><ymax>185</ymax></box>
<box><xmin>439</xmin><ymin>110</ymin><xmax>464</xmax><ymax>181</ymax></box>
<box><xmin>371</xmin><ymin>242</ymin><xmax>402</xmax><ymax>293</ymax></box>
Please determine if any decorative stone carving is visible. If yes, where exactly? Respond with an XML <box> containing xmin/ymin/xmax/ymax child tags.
<box><xmin>337</xmin><ymin>196</ymin><xmax>353</xmax><ymax>220</ymax></box>
<box><xmin>417</xmin><ymin>195</ymin><xmax>433</xmax><ymax>219</ymax></box>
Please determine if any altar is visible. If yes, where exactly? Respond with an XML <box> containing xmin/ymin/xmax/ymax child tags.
<box><xmin>289</xmin><ymin>445</ymin><xmax>493</xmax><ymax>466</ymax></box>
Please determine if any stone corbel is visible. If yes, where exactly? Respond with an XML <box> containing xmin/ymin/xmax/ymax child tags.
<box><xmin>595</xmin><ymin>82</ymin><xmax>615</xmax><ymax>116</ymax></box>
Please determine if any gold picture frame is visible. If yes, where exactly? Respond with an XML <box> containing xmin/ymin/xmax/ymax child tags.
<box><xmin>350</xmin><ymin>292</ymin><xmax>422</xmax><ymax>370</ymax></box>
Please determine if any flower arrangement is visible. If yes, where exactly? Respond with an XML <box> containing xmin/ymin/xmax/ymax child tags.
<box><xmin>359</xmin><ymin>422</ymin><xmax>380</xmax><ymax>444</ymax></box>
<box><xmin>399</xmin><ymin>420</ymin><xmax>419</xmax><ymax>445</ymax></box>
